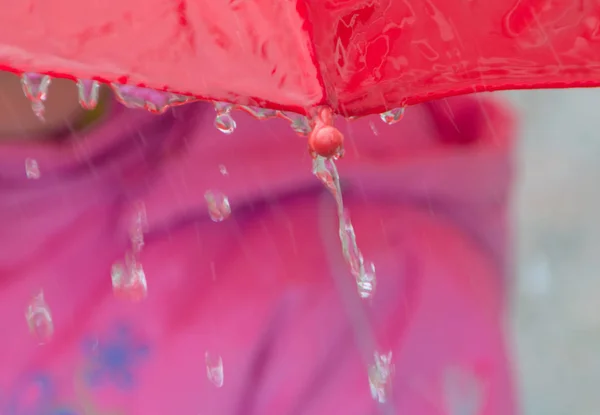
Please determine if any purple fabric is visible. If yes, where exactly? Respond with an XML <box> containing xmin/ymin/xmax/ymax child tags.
<box><xmin>0</xmin><ymin>95</ymin><xmax>517</xmax><ymax>415</ymax></box>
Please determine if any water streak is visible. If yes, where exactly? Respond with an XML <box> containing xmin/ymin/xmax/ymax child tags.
<box><xmin>368</xmin><ymin>351</ymin><xmax>394</xmax><ymax>403</ymax></box>
<box><xmin>112</xmin><ymin>84</ymin><xmax>189</xmax><ymax>114</ymax></box>
<box><xmin>111</xmin><ymin>202</ymin><xmax>148</xmax><ymax>300</ymax></box>
<box><xmin>280</xmin><ymin>111</ymin><xmax>312</xmax><ymax>136</ymax></box>
<box><xmin>312</xmin><ymin>156</ymin><xmax>376</xmax><ymax>299</ymax></box>
<box><xmin>239</xmin><ymin>105</ymin><xmax>277</xmax><ymax>120</ymax></box>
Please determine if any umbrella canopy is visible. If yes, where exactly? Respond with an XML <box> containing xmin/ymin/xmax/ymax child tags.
<box><xmin>0</xmin><ymin>0</ymin><xmax>598</xmax><ymax>116</ymax></box>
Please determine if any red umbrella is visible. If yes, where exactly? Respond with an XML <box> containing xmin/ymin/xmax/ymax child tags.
<box><xmin>0</xmin><ymin>0</ymin><xmax>598</xmax><ymax>119</ymax></box>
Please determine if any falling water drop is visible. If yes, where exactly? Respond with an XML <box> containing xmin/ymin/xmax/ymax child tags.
<box><xmin>205</xmin><ymin>190</ymin><xmax>231</xmax><ymax>222</ymax></box>
<box><xmin>380</xmin><ymin>107</ymin><xmax>405</xmax><ymax>125</ymax></box>
<box><xmin>213</xmin><ymin>102</ymin><xmax>237</xmax><ymax>134</ymax></box>
<box><xmin>112</xmin><ymin>84</ymin><xmax>188</xmax><ymax>114</ymax></box>
<box><xmin>357</xmin><ymin>261</ymin><xmax>376</xmax><ymax>299</ymax></box>
<box><xmin>214</xmin><ymin>114</ymin><xmax>236</xmax><ymax>134</ymax></box>
<box><xmin>25</xmin><ymin>291</ymin><xmax>54</xmax><ymax>344</ymax></box>
<box><xmin>368</xmin><ymin>351</ymin><xmax>394</xmax><ymax>404</ymax></box>
<box><xmin>369</xmin><ymin>121</ymin><xmax>379</xmax><ymax>136</ymax></box>
<box><xmin>76</xmin><ymin>79</ymin><xmax>101</xmax><ymax>110</ymax></box>
<box><xmin>111</xmin><ymin>254</ymin><xmax>148</xmax><ymax>301</ymax></box>
<box><xmin>129</xmin><ymin>201</ymin><xmax>148</xmax><ymax>254</ymax></box>
<box><xmin>218</xmin><ymin>164</ymin><xmax>229</xmax><ymax>176</ymax></box>
<box><xmin>25</xmin><ymin>158</ymin><xmax>40</xmax><ymax>179</ymax></box>
<box><xmin>313</xmin><ymin>157</ymin><xmax>376</xmax><ymax>298</ymax></box>
<box><xmin>205</xmin><ymin>352</ymin><xmax>224</xmax><ymax>387</ymax></box>
<box><xmin>21</xmin><ymin>73</ymin><xmax>51</xmax><ymax>121</ymax></box>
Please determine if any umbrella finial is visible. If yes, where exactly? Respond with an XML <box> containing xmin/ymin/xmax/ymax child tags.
<box><xmin>308</xmin><ymin>107</ymin><xmax>344</xmax><ymax>160</ymax></box>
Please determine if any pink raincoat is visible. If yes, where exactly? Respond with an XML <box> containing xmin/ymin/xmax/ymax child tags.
<box><xmin>0</xmin><ymin>94</ymin><xmax>516</xmax><ymax>414</ymax></box>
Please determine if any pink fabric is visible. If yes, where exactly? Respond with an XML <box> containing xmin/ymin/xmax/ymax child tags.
<box><xmin>0</xmin><ymin>94</ymin><xmax>517</xmax><ymax>414</ymax></box>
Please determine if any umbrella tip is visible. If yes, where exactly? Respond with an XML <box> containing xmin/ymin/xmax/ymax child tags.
<box><xmin>308</xmin><ymin>107</ymin><xmax>344</xmax><ymax>160</ymax></box>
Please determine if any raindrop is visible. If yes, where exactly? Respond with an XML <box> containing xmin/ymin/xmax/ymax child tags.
<box><xmin>129</xmin><ymin>201</ymin><xmax>148</xmax><ymax>254</ymax></box>
<box><xmin>205</xmin><ymin>352</ymin><xmax>224</xmax><ymax>387</ymax></box>
<box><xmin>369</xmin><ymin>121</ymin><xmax>379</xmax><ymax>136</ymax></box>
<box><xmin>25</xmin><ymin>158</ymin><xmax>40</xmax><ymax>179</ymax></box>
<box><xmin>112</xmin><ymin>84</ymin><xmax>188</xmax><ymax>114</ymax></box>
<box><xmin>111</xmin><ymin>254</ymin><xmax>148</xmax><ymax>301</ymax></box>
<box><xmin>443</xmin><ymin>366</ymin><xmax>484</xmax><ymax>415</ymax></box>
<box><xmin>368</xmin><ymin>351</ymin><xmax>394</xmax><ymax>404</ymax></box>
<box><xmin>357</xmin><ymin>261</ymin><xmax>376</xmax><ymax>299</ymax></box>
<box><xmin>280</xmin><ymin>111</ymin><xmax>312</xmax><ymax>136</ymax></box>
<box><xmin>239</xmin><ymin>106</ymin><xmax>277</xmax><ymax>120</ymax></box>
<box><xmin>21</xmin><ymin>73</ymin><xmax>51</xmax><ymax>121</ymax></box>
<box><xmin>213</xmin><ymin>102</ymin><xmax>237</xmax><ymax>134</ymax></box>
<box><xmin>205</xmin><ymin>190</ymin><xmax>231</xmax><ymax>222</ymax></box>
<box><xmin>313</xmin><ymin>157</ymin><xmax>376</xmax><ymax>298</ymax></box>
<box><xmin>25</xmin><ymin>291</ymin><xmax>54</xmax><ymax>344</ymax></box>
<box><xmin>218</xmin><ymin>165</ymin><xmax>229</xmax><ymax>176</ymax></box>
<box><xmin>215</xmin><ymin>114</ymin><xmax>236</xmax><ymax>134</ymax></box>
<box><xmin>380</xmin><ymin>107</ymin><xmax>405</xmax><ymax>125</ymax></box>
<box><xmin>76</xmin><ymin>79</ymin><xmax>100</xmax><ymax>110</ymax></box>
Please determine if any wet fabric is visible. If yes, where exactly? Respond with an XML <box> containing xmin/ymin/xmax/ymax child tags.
<box><xmin>2</xmin><ymin>0</ymin><xmax>599</xmax><ymax>115</ymax></box>
<box><xmin>0</xmin><ymin>95</ymin><xmax>517</xmax><ymax>414</ymax></box>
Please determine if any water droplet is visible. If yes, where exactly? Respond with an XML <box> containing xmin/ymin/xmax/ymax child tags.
<box><xmin>76</xmin><ymin>79</ymin><xmax>100</xmax><ymax>110</ymax></box>
<box><xmin>205</xmin><ymin>352</ymin><xmax>224</xmax><ymax>387</ymax></box>
<box><xmin>25</xmin><ymin>158</ymin><xmax>40</xmax><ymax>179</ymax></box>
<box><xmin>213</xmin><ymin>102</ymin><xmax>236</xmax><ymax>134</ymax></box>
<box><xmin>214</xmin><ymin>113</ymin><xmax>236</xmax><ymax>134</ymax></box>
<box><xmin>111</xmin><ymin>253</ymin><xmax>148</xmax><ymax>301</ymax></box>
<box><xmin>21</xmin><ymin>73</ymin><xmax>51</xmax><ymax>121</ymax></box>
<box><xmin>368</xmin><ymin>351</ymin><xmax>394</xmax><ymax>404</ymax></box>
<box><xmin>443</xmin><ymin>366</ymin><xmax>483</xmax><ymax>415</ymax></box>
<box><xmin>280</xmin><ymin>112</ymin><xmax>312</xmax><ymax>136</ymax></box>
<box><xmin>380</xmin><ymin>107</ymin><xmax>405</xmax><ymax>125</ymax></box>
<box><xmin>205</xmin><ymin>190</ymin><xmax>231</xmax><ymax>222</ymax></box>
<box><xmin>25</xmin><ymin>291</ymin><xmax>54</xmax><ymax>344</ymax></box>
<box><xmin>112</xmin><ymin>84</ymin><xmax>187</xmax><ymax>114</ymax></box>
<box><xmin>129</xmin><ymin>201</ymin><xmax>148</xmax><ymax>254</ymax></box>
<box><xmin>369</xmin><ymin>121</ymin><xmax>379</xmax><ymax>136</ymax></box>
<box><xmin>239</xmin><ymin>106</ymin><xmax>277</xmax><ymax>120</ymax></box>
<box><xmin>218</xmin><ymin>165</ymin><xmax>229</xmax><ymax>176</ymax></box>
<box><xmin>313</xmin><ymin>157</ymin><xmax>377</xmax><ymax>298</ymax></box>
<box><xmin>357</xmin><ymin>261</ymin><xmax>376</xmax><ymax>299</ymax></box>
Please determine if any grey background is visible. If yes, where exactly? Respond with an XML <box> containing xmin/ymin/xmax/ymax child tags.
<box><xmin>504</xmin><ymin>89</ymin><xmax>600</xmax><ymax>415</ymax></box>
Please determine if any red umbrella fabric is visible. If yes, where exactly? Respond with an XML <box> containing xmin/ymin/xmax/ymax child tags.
<box><xmin>0</xmin><ymin>0</ymin><xmax>598</xmax><ymax>117</ymax></box>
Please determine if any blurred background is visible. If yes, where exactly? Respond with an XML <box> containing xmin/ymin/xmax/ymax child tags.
<box><xmin>506</xmin><ymin>89</ymin><xmax>600</xmax><ymax>415</ymax></box>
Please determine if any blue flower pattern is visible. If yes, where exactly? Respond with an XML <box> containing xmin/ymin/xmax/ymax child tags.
<box><xmin>2</xmin><ymin>322</ymin><xmax>149</xmax><ymax>415</ymax></box>
<box><xmin>83</xmin><ymin>323</ymin><xmax>150</xmax><ymax>390</ymax></box>
<box><xmin>2</xmin><ymin>373</ymin><xmax>78</xmax><ymax>415</ymax></box>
